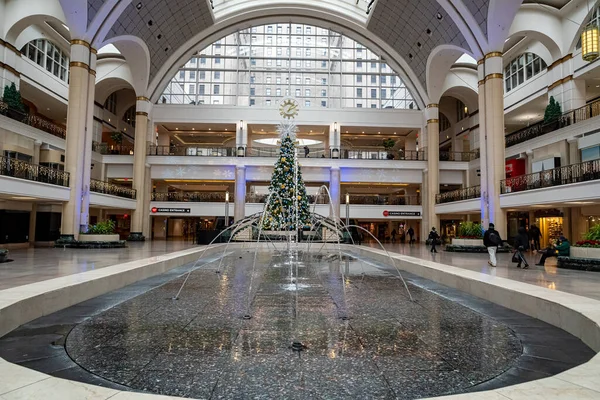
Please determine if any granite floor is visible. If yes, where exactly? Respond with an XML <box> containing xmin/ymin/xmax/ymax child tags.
<box><xmin>0</xmin><ymin>240</ymin><xmax>195</xmax><ymax>290</ymax></box>
<box><xmin>0</xmin><ymin>250</ymin><xmax>594</xmax><ymax>400</ymax></box>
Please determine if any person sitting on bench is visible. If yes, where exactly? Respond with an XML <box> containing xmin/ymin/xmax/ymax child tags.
<box><xmin>537</xmin><ymin>236</ymin><xmax>570</xmax><ymax>266</ymax></box>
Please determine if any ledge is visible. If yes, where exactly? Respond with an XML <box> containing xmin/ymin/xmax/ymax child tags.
<box><xmin>0</xmin><ymin>244</ymin><xmax>599</xmax><ymax>399</ymax></box>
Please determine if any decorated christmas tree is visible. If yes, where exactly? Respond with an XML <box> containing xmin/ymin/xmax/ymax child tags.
<box><xmin>262</xmin><ymin>121</ymin><xmax>311</xmax><ymax>231</ymax></box>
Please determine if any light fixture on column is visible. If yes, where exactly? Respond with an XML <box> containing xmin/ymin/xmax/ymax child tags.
<box><xmin>345</xmin><ymin>192</ymin><xmax>350</xmax><ymax>227</ymax></box>
<box><xmin>582</xmin><ymin>23</ymin><xmax>599</xmax><ymax>62</ymax></box>
<box><xmin>237</xmin><ymin>146</ymin><xmax>245</xmax><ymax>157</ymax></box>
<box><xmin>331</xmin><ymin>148</ymin><xmax>340</xmax><ymax>159</ymax></box>
<box><xmin>225</xmin><ymin>191</ymin><xmax>230</xmax><ymax>227</ymax></box>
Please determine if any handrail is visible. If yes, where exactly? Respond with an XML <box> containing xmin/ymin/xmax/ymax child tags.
<box><xmin>90</xmin><ymin>179</ymin><xmax>137</xmax><ymax>199</ymax></box>
<box><xmin>0</xmin><ymin>155</ymin><xmax>69</xmax><ymax>187</ymax></box>
<box><xmin>439</xmin><ymin>151</ymin><xmax>479</xmax><ymax>162</ymax></box>
<box><xmin>92</xmin><ymin>142</ymin><xmax>135</xmax><ymax>155</ymax></box>
<box><xmin>0</xmin><ymin>101</ymin><xmax>66</xmax><ymax>139</ymax></box>
<box><xmin>247</xmin><ymin>147</ymin><xmax>328</xmax><ymax>158</ymax></box>
<box><xmin>340</xmin><ymin>148</ymin><xmax>426</xmax><ymax>161</ymax></box>
<box><xmin>436</xmin><ymin>185</ymin><xmax>481</xmax><ymax>204</ymax></box>
<box><xmin>147</xmin><ymin>145</ymin><xmax>235</xmax><ymax>157</ymax></box>
<box><xmin>346</xmin><ymin>194</ymin><xmax>422</xmax><ymax>206</ymax></box>
<box><xmin>505</xmin><ymin>98</ymin><xmax>600</xmax><ymax>147</ymax></box>
<box><xmin>501</xmin><ymin>159</ymin><xmax>600</xmax><ymax>194</ymax></box>
<box><xmin>151</xmin><ymin>192</ymin><xmax>231</xmax><ymax>202</ymax></box>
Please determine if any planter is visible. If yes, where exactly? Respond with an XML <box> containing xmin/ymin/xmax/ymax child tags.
<box><xmin>0</xmin><ymin>249</ymin><xmax>8</xmax><ymax>263</ymax></box>
<box><xmin>78</xmin><ymin>234</ymin><xmax>120</xmax><ymax>242</ymax></box>
<box><xmin>451</xmin><ymin>238</ymin><xmax>484</xmax><ymax>247</ymax></box>
<box><xmin>570</xmin><ymin>247</ymin><xmax>600</xmax><ymax>260</ymax></box>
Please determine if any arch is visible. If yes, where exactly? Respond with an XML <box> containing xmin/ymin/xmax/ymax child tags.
<box><xmin>3</xmin><ymin>0</ymin><xmax>67</xmax><ymax>44</ymax></box>
<box><xmin>145</xmin><ymin>8</ymin><xmax>429</xmax><ymax>107</ymax></box>
<box><xmin>95</xmin><ymin>59</ymin><xmax>136</xmax><ymax>105</ymax></box>
<box><xmin>98</xmin><ymin>35</ymin><xmax>151</xmax><ymax>97</ymax></box>
<box><xmin>437</xmin><ymin>0</ymin><xmax>486</xmax><ymax>58</ymax></box>
<box><xmin>426</xmin><ymin>44</ymin><xmax>473</xmax><ymax>104</ymax></box>
<box><xmin>15</xmin><ymin>26</ymin><xmax>69</xmax><ymax>54</ymax></box>
<box><xmin>439</xmin><ymin>67</ymin><xmax>479</xmax><ymax>114</ymax></box>
<box><xmin>504</xmin><ymin>41</ymin><xmax>553</xmax><ymax>68</ymax></box>
<box><xmin>56</xmin><ymin>0</ymin><xmax>87</xmax><ymax>40</ymax></box>
<box><xmin>508</xmin><ymin>7</ymin><xmax>563</xmax><ymax>62</ymax></box>
<box><xmin>486</xmin><ymin>0</ymin><xmax>523</xmax><ymax>52</ymax></box>
<box><xmin>566</xmin><ymin>3</ymin><xmax>600</xmax><ymax>54</ymax></box>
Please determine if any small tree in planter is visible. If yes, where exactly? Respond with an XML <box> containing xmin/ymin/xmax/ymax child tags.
<box><xmin>383</xmin><ymin>138</ymin><xmax>396</xmax><ymax>159</ymax></box>
<box><xmin>86</xmin><ymin>220</ymin><xmax>116</xmax><ymax>235</ymax></box>
<box><xmin>457</xmin><ymin>221</ymin><xmax>483</xmax><ymax>239</ymax></box>
<box><xmin>110</xmin><ymin>132</ymin><xmax>123</xmax><ymax>154</ymax></box>
<box><xmin>543</xmin><ymin>96</ymin><xmax>562</xmax><ymax>131</ymax></box>
<box><xmin>2</xmin><ymin>82</ymin><xmax>25</xmax><ymax>120</ymax></box>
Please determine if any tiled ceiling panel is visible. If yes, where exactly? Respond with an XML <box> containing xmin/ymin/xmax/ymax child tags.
<box><xmin>367</xmin><ymin>0</ymin><xmax>471</xmax><ymax>89</ymax></box>
<box><xmin>88</xmin><ymin>0</ymin><xmax>107</xmax><ymax>26</ymax></box>
<box><xmin>464</xmin><ymin>0</ymin><xmax>489</xmax><ymax>36</ymax></box>
<box><xmin>105</xmin><ymin>0</ymin><xmax>214</xmax><ymax>81</ymax></box>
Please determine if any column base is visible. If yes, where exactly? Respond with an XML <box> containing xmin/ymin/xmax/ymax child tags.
<box><xmin>127</xmin><ymin>232</ymin><xmax>146</xmax><ymax>242</ymax></box>
<box><xmin>55</xmin><ymin>234</ymin><xmax>77</xmax><ymax>246</ymax></box>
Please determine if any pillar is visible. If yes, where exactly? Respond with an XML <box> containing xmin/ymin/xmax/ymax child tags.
<box><xmin>477</xmin><ymin>61</ymin><xmax>489</xmax><ymax>227</ymax></box>
<box><xmin>32</xmin><ymin>140</ymin><xmax>42</xmax><ymax>165</ymax></box>
<box><xmin>28</xmin><ymin>203</ymin><xmax>37</xmax><ymax>244</ymax></box>
<box><xmin>0</xmin><ymin>38</ymin><xmax>21</xmax><ymax>96</ymax></box>
<box><xmin>59</xmin><ymin>40</ymin><xmax>94</xmax><ymax>242</ymax></box>
<box><xmin>128</xmin><ymin>97</ymin><xmax>151</xmax><ymax>241</ymax></box>
<box><xmin>479</xmin><ymin>52</ymin><xmax>507</xmax><ymax>238</ymax></box>
<box><xmin>426</xmin><ymin>104</ymin><xmax>440</xmax><ymax>231</ymax></box>
<box><xmin>236</xmin><ymin>120</ymin><xmax>247</xmax><ymax>156</ymax></box>
<box><xmin>234</xmin><ymin>166</ymin><xmax>246</xmax><ymax>221</ymax></box>
<box><xmin>547</xmin><ymin>55</ymin><xmax>586</xmax><ymax>112</ymax></box>
<box><xmin>80</xmin><ymin>48</ymin><xmax>97</xmax><ymax>232</ymax></box>
<box><xmin>143</xmin><ymin>165</ymin><xmax>152</xmax><ymax>238</ymax></box>
<box><xmin>329</xmin><ymin>167</ymin><xmax>341</xmax><ymax>218</ymax></box>
<box><xmin>568</xmin><ymin>138</ymin><xmax>580</xmax><ymax>165</ymax></box>
<box><xmin>329</xmin><ymin>122</ymin><xmax>340</xmax><ymax>158</ymax></box>
<box><xmin>571</xmin><ymin>207</ymin><xmax>584</xmax><ymax>242</ymax></box>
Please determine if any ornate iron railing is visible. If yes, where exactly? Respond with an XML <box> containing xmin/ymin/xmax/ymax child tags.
<box><xmin>246</xmin><ymin>147</ymin><xmax>327</xmax><ymax>158</ymax></box>
<box><xmin>505</xmin><ymin>98</ymin><xmax>600</xmax><ymax>147</ymax></box>
<box><xmin>436</xmin><ymin>185</ymin><xmax>481</xmax><ymax>204</ymax></box>
<box><xmin>90</xmin><ymin>179</ymin><xmax>137</xmax><ymax>199</ymax></box>
<box><xmin>439</xmin><ymin>151</ymin><xmax>479</xmax><ymax>162</ymax></box>
<box><xmin>347</xmin><ymin>194</ymin><xmax>421</xmax><ymax>205</ymax></box>
<box><xmin>0</xmin><ymin>155</ymin><xmax>69</xmax><ymax>187</ymax></box>
<box><xmin>151</xmin><ymin>192</ymin><xmax>231</xmax><ymax>202</ymax></box>
<box><xmin>147</xmin><ymin>145</ymin><xmax>235</xmax><ymax>156</ymax></box>
<box><xmin>0</xmin><ymin>101</ymin><xmax>66</xmax><ymax>139</ymax></box>
<box><xmin>92</xmin><ymin>142</ymin><xmax>135</xmax><ymax>155</ymax></box>
<box><xmin>501</xmin><ymin>159</ymin><xmax>600</xmax><ymax>194</ymax></box>
<box><xmin>340</xmin><ymin>148</ymin><xmax>425</xmax><ymax>160</ymax></box>
<box><xmin>246</xmin><ymin>193</ymin><xmax>326</xmax><ymax>204</ymax></box>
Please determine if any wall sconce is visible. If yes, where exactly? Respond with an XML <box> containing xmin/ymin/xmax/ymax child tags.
<box><xmin>237</xmin><ymin>146</ymin><xmax>245</xmax><ymax>157</ymax></box>
<box><xmin>345</xmin><ymin>192</ymin><xmax>350</xmax><ymax>204</ymax></box>
<box><xmin>582</xmin><ymin>24</ymin><xmax>599</xmax><ymax>62</ymax></box>
<box><xmin>331</xmin><ymin>148</ymin><xmax>340</xmax><ymax>159</ymax></box>
<box><xmin>225</xmin><ymin>191</ymin><xmax>230</xmax><ymax>202</ymax></box>
<box><xmin>334</xmin><ymin>122</ymin><xmax>338</xmax><ymax>132</ymax></box>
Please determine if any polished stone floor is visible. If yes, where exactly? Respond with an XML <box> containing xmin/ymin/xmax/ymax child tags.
<box><xmin>0</xmin><ymin>250</ymin><xmax>594</xmax><ymax>399</ymax></box>
<box><xmin>0</xmin><ymin>240</ymin><xmax>195</xmax><ymax>290</ymax></box>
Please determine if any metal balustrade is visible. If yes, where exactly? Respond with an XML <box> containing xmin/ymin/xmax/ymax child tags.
<box><xmin>439</xmin><ymin>151</ymin><xmax>479</xmax><ymax>162</ymax></box>
<box><xmin>0</xmin><ymin>101</ymin><xmax>66</xmax><ymax>139</ymax></box>
<box><xmin>92</xmin><ymin>142</ymin><xmax>135</xmax><ymax>155</ymax></box>
<box><xmin>151</xmin><ymin>192</ymin><xmax>231</xmax><ymax>202</ymax></box>
<box><xmin>90</xmin><ymin>179</ymin><xmax>137</xmax><ymax>199</ymax></box>
<box><xmin>148</xmin><ymin>145</ymin><xmax>235</xmax><ymax>157</ymax></box>
<box><xmin>0</xmin><ymin>155</ymin><xmax>69</xmax><ymax>187</ymax></box>
<box><xmin>346</xmin><ymin>194</ymin><xmax>421</xmax><ymax>205</ymax></box>
<box><xmin>340</xmin><ymin>148</ymin><xmax>425</xmax><ymax>160</ymax></box>
<box><xmin>501</xmin><ymin>159</ymin><xmax>600</xmax><ymax>194</ymax></box>
<box><xmin>436</xmin><ymin>185</ymin><xmax>481</xmax><ymax>204</ymax></box>
<box><xmin>505</xmin><ymin>98</ymin><xmax>600</xmax><ymax>147</ymax></box>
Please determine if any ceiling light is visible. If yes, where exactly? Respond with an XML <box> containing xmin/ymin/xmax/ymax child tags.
<box><xmin>394</xmin><ymin>132</ymin><xmax>397</xmax><ymax>135</ymax></box>
<box><xmin>192</xmin><ymin>127</ymin><xmax>195</xmax><ymax>130</ymax></box>
<box><xmin>225</xmin><ymin>128</ymin><xmax>228</xmax><ymax>131</ymax></box>
<box><xmin>12</xmin><ymin>196</ymin><xmax>36</xmax><ymax>200</ymax></box>
<box><xmin>362</xmin><ymin>131</ymin><xmax>365</xmax><ymax>134</ymax></box>
<box><xmin>46</xmin><ymin>107</ymin><xmax>50</xmax><ymax>111</ymax></box>
<box><xmin>136</xmin><ymin>2</ymin><xmax>143</xmax><ymax>10</ymax></box>
<box><xmin>378</xmin><ymin>131</ymin><xmax>380</xmax><ymax>134</ymax></box>
<box><xmin>310</xmin><ymin>130</ymin><xmax>313</xmax><ymax>133</ymax></box>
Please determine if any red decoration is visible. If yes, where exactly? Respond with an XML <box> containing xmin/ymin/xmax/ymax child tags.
<box><xmin>383</xmin><ymin>210</ymin><xmax>389</xmax><ymax>217</ymax></box>
<box><xmin>151</xmin><ymin>207</ymin><xmax>158</xmax><ymax>213</ymax></box>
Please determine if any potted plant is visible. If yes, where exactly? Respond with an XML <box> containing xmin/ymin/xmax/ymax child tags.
<box><xmin>0</xmin><ymin>249</ymin><xmax>8</xmax><ymax>263</ymax></box>
<box><xmin>79</xmin><ymin>220</ymin><xmax>120</xmax><ymax>242</ymax></box>
<box><xmin>383</xmin><ymin>138</ymin><xmax>396</xmax><ymax>159</ymax></box>
<box><xmin>110</xmin><ymin>132</ymin><xmax>123</xmax><ymax>154</ymax></box>
<box><xmin>2</xmin><ymin>82</ymin><xmax>26</xmax><ymax>121</ymax></box>
<box><xmin>571</xmin><ymin>225</ymin><xmax>600</xmax><ymax>259</ymax></box>
<box><xmin>543</xmin><ymin>96</ymin><xmax>562</xmax><ymax>133</ymax></box>
<box><xmin>452</xmin><ymin>221</ymin><xmax>484</xmax><ymax>247</ymax></box>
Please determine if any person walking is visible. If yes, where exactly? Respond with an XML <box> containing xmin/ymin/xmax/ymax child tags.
<box><xmin>513</xmin><ymin>227</ymin><xmax>530</xmax><ymax>269</ymax></box>
<box><xmin>536</xmin><ymin>236</ymin><xmax>570</xmax><ymax>266</ymax></box>
<box><xmin>483</xmin><ymin>223</ymin><xmax>502</xmax><ymax>267</ymax></box>
<box><xmin>407</xmin><ymin>226</ymin><xmax>415</xmax><ymax>244</ymax></box>
<box><xmin>530</xmin><ymin>224</ymin><xmax>542</xmax><ymax>251</ymax></box>
<box><xmin>304</xmin><ymin>146</ymin><xmax>310</xmax><ymax>158</ymax></box>
<box><xmin>428</xmin><ymin>227</ymin><xmax>440</xmax><ymax>253</ymax></box>
<box><xmin>391</xmin><ymin>229</ymin><xmax>397</xmax><ymax>243</ymax></box>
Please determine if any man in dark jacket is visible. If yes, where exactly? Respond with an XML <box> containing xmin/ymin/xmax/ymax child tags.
<box><xmin>513</xmin><ymin>227</ymin><xmax>530</xmax><ymax>269</ymax></box>
<box><xmin>428</xmin><ymin>227</ymin><xmax>440</xmax><ymax>253</ymax></box>
<box><xmin>483</xmin><ymin>223</ymin><xmax>502</xmax><ymax>267</ymax></box>
<box><xmin>530</xmin><ymin>224</ymin><xmax>542</xmax><ymax>251</ymax></box>
<box><xmin>537</xmin><ymin>236</ymin><xmax>570</xmax><ymax>266</ymax></box>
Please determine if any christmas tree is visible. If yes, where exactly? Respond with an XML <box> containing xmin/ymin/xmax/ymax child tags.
<box><xmin>2</xmin><ymin>82</ymin><xmax>25</xmax><ymax>112</ymax></box>
<box><xmin>262</xmin><ymin>121</ymin><xmax>311</xmax><ymax>231</ymax></box>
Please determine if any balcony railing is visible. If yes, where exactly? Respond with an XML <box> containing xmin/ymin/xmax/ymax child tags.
<box><xmin>151</xmin><ymin>192</ymin><xmax>231</xmax><ymax>202</ymax></box>
<box><xmin>0</xmin><ymin>155</ymin><xmax>69</xmax><ymax>187</ymax></box>
<box><xmin>501</xmin><ymin>159</ymin><xmax>600</xmax><ymax>194</ymax></box>
<box><xmin>0</xmin><ymin>101</ymin><xmax>66</xmax><ymax>139</ymax></box>
<box><xmin>247</xmin><ymin>147</ymin><xmax>327</xmax><ymax>158</ymax></box>
<box><xmin>436</xmin><ymin>185</ymin><xmax>481</xmax><ymax>204</ymax></box>
<box><xmin>246</xmin><ymin>193</ymin><xmax>328</xmax><ymax>203</ymax></box>
<box><xmin>439</xmin><ymin>151</ymin><xmax>479</xmax><ymax>162</ymax></box>
<box><xmin>92</xmin><ymin>142</ymin><xmax>135</xmax><ymax>155</ymax></box>
<box><xmin>90</xmin><ymin>179</ymin><xmax>137</xmax><ymax>199</ymax></box>
<box><xmin>505</xmin><ymin>98</ymin><xmax>600</xmax><ymax>147</ymax></box>
<box><xmin>340</xmin><ymin>148</ymin><xmax>426</xmax><ymax>160</ymax></box>
<box><xmin>148</xmin><ymin>145</ymin><xmax>235</xmax><ymax>157</ymax></box>
<box><xmin>346</xmin><ymin>194</ymin><xmax>421</xmax><ymax>205</ymax></box>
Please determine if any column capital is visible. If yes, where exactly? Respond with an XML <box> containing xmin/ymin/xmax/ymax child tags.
<box><xmin>236</xmin><ymin>165</ymin><xmax>246</xmax><ymax>170</ymax></box>
<box><xmin>136</xmin><ymin>96</ymin><xmax>151</xmax><ymax>102</ymax></box>
<box><xmin>548</xmin><ymin>75</ymin><xmax>573</xmax><ymax>90</ymax></box>
<box><xmin>567</xmin><ymin>136</ymin><xmax>580</xmax><ymax>144</ymax></box>
<box><xmin>0</xmin><ymin>61</ymin><xmax>20</xmax><ymax>77</ymax></box>
<box><xmin>69</xmin><ymin>61</ymin><xmax>89</xmax><ymax>70</ymax></box>
<box><xmin>70</xmin><ymin>39</ymin><xmax>91</xmax><ymax>49</ymax></box>
<box><xmin>426</xmin><ymin>103</ymin><xmax>439</xmax><ymax>109</ymax></box>
<box><xmin>484</xmin><ymin>51</ymin><xmax>503</xmax><ymax>59</ymax></box>
<box><xmin>548</xmin><ymin>53</ymin><xmax>573</xmax><ymax>71</ymax></box>
<box><xmin>426</xmin><ymin>119</ymin><xmax>439</xmax><ymax>124</ymax></box>
<box><xmin>0</xmin><ymin>38</ymin><xmax>21</xmax><ymax>56</ymax></box>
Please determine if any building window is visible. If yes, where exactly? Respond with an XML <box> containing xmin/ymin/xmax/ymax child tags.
<box><xmin>200</xmin><ymin>57</ymin><xmax>206</xmax><ymax>64</ymax></box>
<box><xmin>305</xmin><ymin>100</ymin><xmax>311</xmax><ymax>107</ymax></box>
<box><xmin>357</xmin><ymin>61</ymin><xmax>362</xmax><ymax>68</ymax></box>
<box><xmin>371</xmin><ymin>89</ymin><xmax>377</xmax><ymax>98</ymax></box>
<box><xmin>214</xmin><ymin>71</ymin><xmax>221</xmax><ymax>79</ymax></box>
<box><xmin>266</xmin><ymin>88</ymin><xmax>272</xmax><ymax>96</ymax></box>
<box><xmin>357</xmin><ymin>88</ymin><xmax>363</xmax><ymax>97</ymax></box>
<box><xmin>321</xmin><ymin>78</ymin><xmax>327</xmax><ymax>85</ymax></box>
<box><xmin>504</xmin><ymin>52</ymin><xmax>547</xmax><ymax>93</ymax></box>
<box><xmin>276</xmin><ymin>77</ymin><xmax>281</xmax><ymax>84</ymax></box>
<box><xmin>23</xmin><ymin>39</ymin><xmax>70</xmax><ymax>82</ymax></box>
<box><xmin>199</xmin><ymin>85</ymin><xmax>205</xmax><ymax>95</ymax></box>
<box><xmin>357</xmin><ymin>103</ymin><xmax>363</xmax><ymax>108</ymax></box>
<box><xmin>250</xmin><ymin>99</ymin><xmax>255</xmax><ymax>105</ymax></box>
<box><xmin>250</xmin><ymin>88</ymin><xmax>256</xmax><ymax>96</ymax></box>
<box><xmin>357</xmin><ymin>74</ymin><xmax>362</xmax><ymax>83</ymax></box>
<box><xmin>123</xmin><ymin>106</ymin><xmax>136</xmax><ymax>128</ymax></box>
<box><xmin>371</xmin><ymin>104</ymin><xmax>377</xmax><ymax>108</ymax></box>
<box><xmin>321</xmin><ymin>101</ymin><xmax>327</xmax><ymax>107</ymax></box>
<box><xmin>199</xmin><ymin>71</ymin><xmax>206</xmax><ymax>79</ymax></box>
<box><xmin>188</xmin><ymin>84</ymin><xmax>195</xmax><ymax>94</ymax></box>
<box><xmin>214</xmin><ymin>85</ymin><xmax>220</xmax><ymax>94</ymax></box>
<box><xmin>371</xmin><ymin>75</ymin><xmax>377</xmax><ymax>84</ymax></box>
<box><xmin>305</xmin><ymin>89</ymin><xmax>311</xmax><ymax>97</ymax></box>
<box><xmin>295</xmin><ymin>89</ymin><xmax>301</xmax><ymax>96</ymax></box>
<box><xmin>179</xmin><ymin>70</ymin><xmax>185</xmax><ymax>79</ymax></box>
<box><xmin>104</xmin><ymin>92</ymin><xmax>117</xmax><ymax>114</ymax></box>
<box><xmin>276</xmin><ymin>88</ymin><xmax>281</xmax><ymax>96</ymax></box>
<box><xmin>381</xmin><ymin>89</ymin><xmax>387</xmax><ymax>98</ymax></box>
<box><xmin>321</xmin><ymin>89</ymin><xmax>326</xmax><ymax>97</ymax></box>
<box><xmin>266</xmin><ymin>99</ymin><xmax>271</xmax><ymax>106</ymax></box>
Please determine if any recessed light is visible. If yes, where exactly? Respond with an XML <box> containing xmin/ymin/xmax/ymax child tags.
<box><xmin>192</xmin><ymin>128</ymin><xmax>195</xmax><ymax>130</ymax></box>
<box><xmin>225</xmin><ymin>128</ymin><xmax>228</xmax><ymax>131</ymax></box>
<box><xmin>596</xmin><ymin>85</ymin><xmax>599</xmax><ymax>88</ymax></box>
<box><xmin>124</xmin><ymin>128</ymin><xmax>126</xmax><ymax>131</ymax></box>
<box><xmin>362</xmin><ymin>131</ymin><xmax>365</xmax><ymax>134</ymax></box>
<box><xmin>209</xmin><ymin>128</ymin><xmax>211</xmax><ymax>131</ymax></box>
<box><xmin>394</xmin><ymin>132</ymin><xmax>397</xmax><ymax>134</ymax></box>
<box><xmin>108</xmin><ymin>118</ymin><xmax>111</xmax><ymax>122</ymax></box>
<box><xmin>12</xmin><ymin>196</ymin><xmax>36</xmax><ymax>200</ymax></box>
<box><xmin>46</xmin><ymin>107</ymin><xmax>50</xmax><ymax>111</ymax></box>
<box><xmin>176</xmin><ymin>128</ymin><xmax>178</xmax><ymax>130</ymax></box>
<box><xmin>436</xmin><ymin>12</ymin><xmax>443</xmax><ymax>20</ymax></box>
<box><xmin>261</xmin><ymin>129</ymin><xmax>264</xmax><ymax>131</ymax></box>
<box><xmin>310</xmin><ymin>130</ymin><xmax>313</xmax><ymax>133</ymax></box>
<box><xmin>136</xmin><ymin>2</ymin><xmax>143</xmax><ymax>10</ymax></box>
<box><xmin>378</xmin><ymin>131</ymin><xmax>380</xmax><ymax>134</ymax></box>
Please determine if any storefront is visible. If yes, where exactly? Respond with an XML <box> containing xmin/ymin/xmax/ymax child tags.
<box><xmin>534</xmin><ymin>209</ymin><xmax>563</xmax><ymax>248</ymax></box>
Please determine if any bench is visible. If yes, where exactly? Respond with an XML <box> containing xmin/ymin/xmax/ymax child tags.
<box><xmin>557</xmin><ymin>256</ymin><xmax>600</xmax><ymax>272</ymax></box>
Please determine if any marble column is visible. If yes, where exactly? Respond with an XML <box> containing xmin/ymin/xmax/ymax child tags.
<box><xmin>32</xmin><ymin>140</ymin><xmax>42</xmax><ymax>165</ymax></box>
<box><xmin>59</xmin><ymin>40</ymin><xmax>93</xmax><ymax>242</ymax></box>
<box><xmin>477</xmin><ymin>61</ymin><xmax>489</xmax><ymax>227</ymax></box>
<box><xmin>128</xmin><ymin>97</ymin><xmax>151</xmax><ymax>241</ymax></box>
<box><xmin>329</xmin><ymin>167</ymin><xmax>341</xmax><ymax>219</ymax></box>
<box><xmin>329</xmin><ymin>122</ymin><xmax>340</xmax><ymax>158</ymax></box>
<box><xmin>142</xmin><ymin>165</ymin><xmax>152</xmax><ymax>239</ymax></box>
<box><xmin>425</xmin><ymin>104</ymin><xmax>440</xmax><ymax>231</ymax></box>
<box><xmin>79</xmin><ymin>48</ymin><xmax>97</xmax><ymax>232</ymax></box>
<box><xmin>236</xmin><ymin>120</ymin><xmax>247</xmax><ymax>156</ymax></box>
<box><xmin>568</xmin><ymin>138</ymin><xmax>580</xmax><ymax>164</ymax></box>
<box><xmin>28</xmin><ymin>203</ymin><xmax>37</xmax><ymax>244</ymax></box>
<box><xmin>234</xmin><ymin>166</ymin><xmax>246</xmax><ymax>221</ymax></box>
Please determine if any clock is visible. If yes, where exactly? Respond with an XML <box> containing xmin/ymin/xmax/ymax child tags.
<box><xmin>279</xmin><ymin>98</ymin><xmax>299</xmax><ymax>119</ymax></box>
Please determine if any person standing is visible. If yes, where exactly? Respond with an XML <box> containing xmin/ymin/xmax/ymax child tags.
<box><xmin>428</xmin><ymin>227</ymin><xmax>440</xmax><ymax>253</ymax></box>
<box><xmin>304</xmin><ymin>146</ymin><xmax>310</xmax><ymax>158</ymax></box>
<box><xmin>483</xmin><ymin>223</ymin><xmax>502</xmax><ymax>267</ymax></box>
<box><xmin>391</xmin><ymin>229</ymin><xmax>397</xmax><ymax>243</ymax></box>
<box><xmin>407</xmin><ymin>226</ymin><xmax>415</xmax><ymax>244</ymax></box>
<box><xmin>513</xmin><ymin>227</ymin><xmax>530</xmax><ymax>269</ymax></box>
<box><xmin>530</xmin><ymin>224</ymin><xmax>542</xmax><ymax>251</ymax></box>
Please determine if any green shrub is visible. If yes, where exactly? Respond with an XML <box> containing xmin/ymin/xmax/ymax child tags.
<box><xmin>457</xmin><ymin>221</ymin><xmax>483</xmax><ymax>239</ymax></box>
<box><xmin>86</xmin><ymin>220</ymin><xmax>116</xmax><ymax>235</ymax></box>
<box><xmin>584</xmin><ymin>224</ymin><xmax>600</xmax><ymax>241</ymax></box>
<box><xmin>2</xmin><ymin>82</ymin><xmax>25</xmax><ymax>112</ymax></box>
<box><xmin>111</xmin><ymin>131</ymin><xmax>123</xmax><ymax>144</ymax></box>
<box><xmin>543</xmin><ymin>96</ymin><xmax>562</xmax><ymax>124</ymax></box>
<box><xmin>382</xmin><ymin>138</ymin><xmax>396</xmax><ymax>151</ymax></box>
